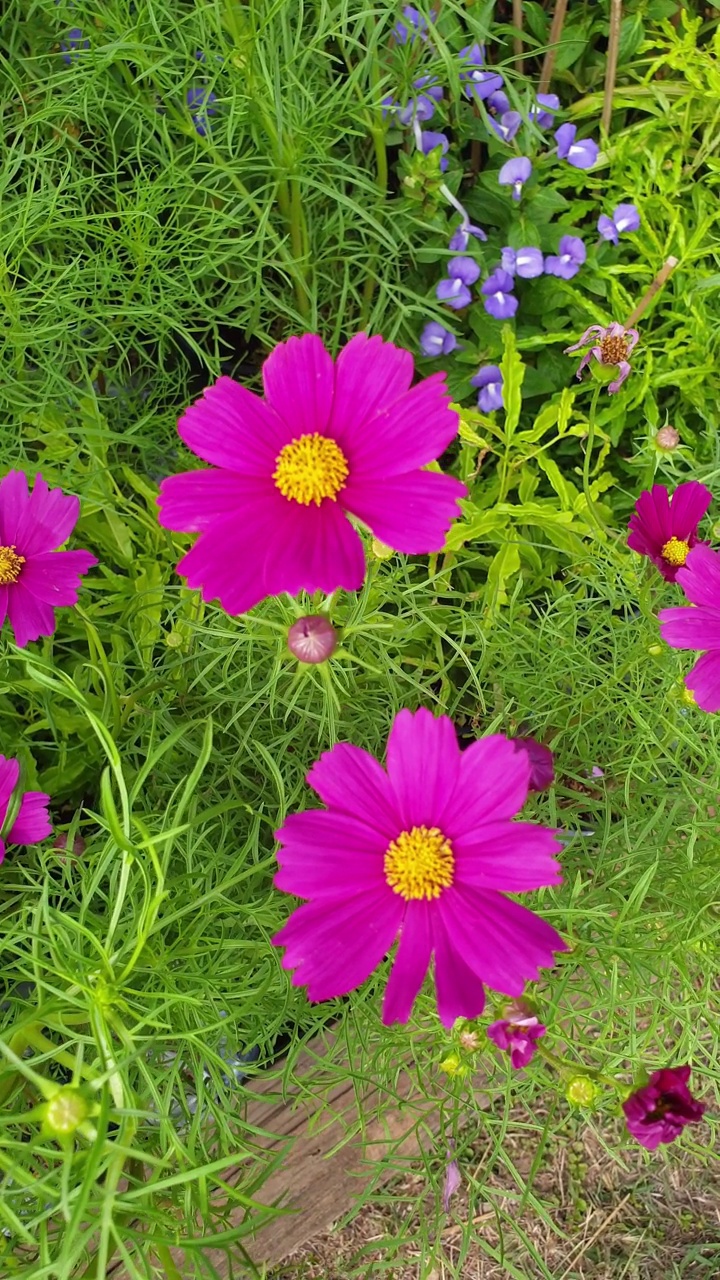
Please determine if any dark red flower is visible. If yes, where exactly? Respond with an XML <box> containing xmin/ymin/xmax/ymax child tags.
<box><xmin>622</xmin><ymin>1065</ymin><xmax>706</xmax><ymax>1151</ymax></box>
<box><xmin>514</xmin><ymin>738</ymin><xmax>554</xmax><ymax>791</ymax></box>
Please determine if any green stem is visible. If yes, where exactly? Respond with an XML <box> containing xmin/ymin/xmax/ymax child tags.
<box><xmin>289</xmin><ymin>178</ymin><xmax>311</xmax><ymax>320</ymax></box>
<box><xmin>582</xmin><ymin>382</ymin><xmax>604</xmax><ymax>533</ymax></box>
<box><xmin>535</xmin><ymin>1042</ymin><xmax>621</xmax><ymax>1092</ymax></box>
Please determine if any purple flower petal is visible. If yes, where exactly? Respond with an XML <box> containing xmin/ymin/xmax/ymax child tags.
<box><xmin>448</xmin><ymin>256</ymin><xmax>481</xmax><ymax>286</ymax></box>
<box><xmin>471</xmin><ymin>365</ymin><xmax>503</xmax><ymax>412</ymax></box>
<box><xmin>419</xmin><ymin>322</ymin><xmax>458</xmax><ymax>358</ymax></box>
<box><xmin>555</xmin><ymin>123</ymin><xmax>598</xmax><ymax>169</ymax></box>
<box><xmin>597</xmin><ymin>213</ymin><xmax>619</xmax><ymax>244</ymax></box>
<box><xmin>488</xmin><ymin>110</ymin><xmax>522</xmax><ymax>142</ymax></box>
<box><xmin>613</xmin><ymin>202</ymin><xmax>640</xmax><ymax>234</ymax></box>
<box><xmin>436</xmin><ymin>278</ymin><xmax>472</xmax><ymax>310</ymax></box>
<box><xmin>498</xmin><ymin>156</ymin><xmax>532</xmax><ymax>200</ymax></box>
<box><xmin>529</xmin><ymin>93</ymin><xmax>560</xmax><ymax>128</ymax></box>
<box><xmin>419</xmin><ymin>130</ymin><xmax>449</xmax><ymax>172</ymax></box>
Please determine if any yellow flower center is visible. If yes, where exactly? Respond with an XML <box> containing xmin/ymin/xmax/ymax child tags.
<box><xmin>599</xmin><ymin>334</ymin><xmax>629</xmax><ymax>365</ymax></box>
<box><xmin>273</xmin><ymin>432</ymin><xmax>349</xmax><ymax>506</ymax></box>
<box><xmin>0</xmin><ymin>545</ymin><xmax>25</xmax><ymax>585</ymax></box>
<box><xmin>384</xmin><ymin>825</ymin><xmax>455</xmax><ymax>901</ymax></box>
<box><xmin>661</xmin><ymin>536</ymin><xmax>690</xmax><ymax>567</ymax></box>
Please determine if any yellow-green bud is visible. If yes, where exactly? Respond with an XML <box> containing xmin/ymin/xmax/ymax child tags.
<box><xmin>647</xmin><ymin>643</ymin><xmax>663</xmax><ymax>657</ymax></box>
<box><xmin>371</xmin><ymin>538</ymin><xmax>395</xmax><ymax>560</ymax></box>
<box><xmin>565</xmin><ymin>1076</ymin><xmax>600</xmax><ymax>1108</ymax></box>
<box><xmin>439</xmin><ymin>1052</ymin><xmax>469</xmax><ymax>1078</ymax></box>
<box><xmin>42</xmin><ymin>1088</ymin><xmax>89</xmax><ymax>1137</ymax></box>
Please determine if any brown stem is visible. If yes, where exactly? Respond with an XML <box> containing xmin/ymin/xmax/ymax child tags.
<box><xmin>538</xmin><ymin>0</ymin><xmax>568</xmax><ymax>94</ymax></box>
<box><xmin>512</xmin><ymin>0</ymin><xmax>524</xmax><ymax>72</ymax></box>
<box><xmin>624</xmin><ymin>256</ymin><xmax>679</xmax><ymax>329</ymax></box>
<box><xmin>601</xmin><ymin>0</ymin><xmax>623</xmax><ymax>136</ymax></box>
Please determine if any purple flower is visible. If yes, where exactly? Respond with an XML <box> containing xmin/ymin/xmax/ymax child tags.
<box><xmin>384</xmin><ymin>76</ymin><xmax>443</xmax><ymax>126</ymax></box>
<box><xmin>449</xmin><ymin>221</ymin><xmax>487</xmax><ymax>251</ymax></box>
<box><xmin>471</xmin><ymin>365</ymin><xmax>503</xmax><ymax>412</ymax></box>
<box><xmin>598</xmin><ymin>203</ymin><xmax>641</xmax><ymax>244</ymax></box>
<box><xmin>60</xmin><ymin>27</ymin><xmax>89</xmax><ymax>65</ymax></box>
<box><xmin>488</xmin><ymin>110</ymin><xmax>522</xmax><ymax>143</ymax></box>
<box><xmin>442</xmin><ymin>1153</ymin><xmax>462</xmax><ymax>1213</ymax></box>
<box><xmin>529</xmin><ymin>93</ymin><xmax>560</xmax><ymax>128</ymax></box>
<box><xmin>555</xmin><ymin>123</ymin><xmax>598</xmax><ymax>170</ymax></box>
<box><xmin>419</xmin><ymin>130</ymin><xmax>449</xmax><ymax>172</ymax></box>
<box><xmin>564</xmin><ymin>321</ymin><xmax>639</xmax><ymax>393</ymax></box>
<box><xmin>488</xmin><ymin>1015</ymin><xmax>546</xmax><ymax>1070</ymax></box>
<box><xmin>659</xmin><ymin>544</ymin><xmax>720</xmax><ymax>712</ymax></box>
<box><xmin>458</xmin><ymin>44</ymin><xmax>504</xmax><ymax>103</ymax></box>
<box><xmin>419</xmin><ymin>322</ymin><xmax>458</xmax><ymax>357</ymax></box>
<box><xmin>514</xmin><ymin>738</ymin><xmax>554</xmax><ymax>790</ymax></box>
<box><xmin>500</xmin><ymin>246</ymin><xmax>544</xmax><ymax>279</ymax></box>
<box><xmin>448</xmin><ymin>257</ymin><xmax>481</xmax><ymax>286</ymax></box>
<box><xmin>393</xmin><ymin>5</ymin><xmax>433</xmax><ymax>44</ymax></box>
<box><xmin>622</xmin><ymin>1066</ymin><xmax>706</xmax><ymax>1151</ymax></box>
<box><xmin>186</xmin><ymin>86</ymin><xmax>217</xmax><ymax>137</ymax></box>
<box><xmin>437</xmin><ymin>279</ymin><xmax>471</xmax><ymax>310</ymax></box>
<box><xmin>498</xmin><ymin>156</ymin><xmax>532</xmax><ymax>201</ymax></box>
<box><xmin>544</xmin><ymin>235</ymin><xmax>586</xmax><ymax>279</ymax></box>
<box><xmin>487</xmin><ymin>89</ymin><xmax>510</xmax><ymax>115</ymax></box>
<box><xmin>481</xmin><ymin>269</ymin><xmax>518</xmax><ymax>320</ymax></box>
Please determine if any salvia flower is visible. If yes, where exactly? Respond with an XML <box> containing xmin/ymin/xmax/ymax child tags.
<box><xmin>529</xmin><ymin>93</ymin><xmax>560</xmax><ymax>128</ymax></box>
<box><xmin>272</xmin><ymin>708</ymin><xmax>567</xmax><ymax>1026</ymax></box>
<box><xmin>544</xmin><ymin>235</ymin><xmax>586</xmax><ymax>280</ymax></box>
<box><xmin>498</xmin><ymin>156</ymin><xmax>532</xmax><ymax>201</ymax></box>
<box><xmin>458</xmin><ymin>43</ymin><xmax>504</xmax><ymax>103</ymax></box>
<box><xmin>384</xmin><ymin>76</ymin><xmax>443</xmax><ymax>126</ymax></box>
<box><xmin>487</xmin><ymin>1013</ymin><xmax>547</xmax><ymax>1069</ymax></box>
<box><xmin>393</xmin><ymin>5</ymin><xmax>433</xmax><ymax>44</ymax></box>
<box><xmin>482</xmin><ymin>268</ymin><xmax>518</xmax><ymax>320</ymax></box>
<box><xmin>449</xmin><ymin>221</ymin><xmax>487</xmax><ymax>251</ymax></box>
<box><xmin>0</xmin><ymin>755</ymin><xmax>52</xmax><ymax>864</ymax></box>
<box><xmin>597</xmin><ymin>203</ymin><xmax>641</xmax><ymax>244</ymax></box>
<box><xmin>514</xmin><ymin>738</ymin><xmax>554</xmax><ymax>791</ymax></box>
<box><xmin>501</xmin><ymin>246</ymin><xmax>544</xmax><ymax>279</ymax></box>
<box><xmin>488</xmin><ymin>111</ymin><xmax>522</xmax><ymax>143</ymax></box>
<box><xmin>60</xmin><ymin>28</ymin><xmax>89</xmax><ymax>65</ymax></box>
<box><xmin>418</xmin><ymin>129</ymin><xmax>449</xmax><ymax>172</ymax></box>
<box><xmin>419</xmin><ymin>322</ymin><xmax>458</xmax><ymax>358</ymax></box>
<box><xmin>287</xmin><ymin>615</ymin><xmax>338</xmax><ymax>664</ymax></box>
<box><xmin>158</xmin><ymin>334</ymin><xmax>466</xmax><ymax>614</ymax></box>
<box><xmin>471</xmin><ymin>365</ymin><xmax>503</xmax><ymax>413</ymax></box>
<box><xmin>186</xmin><ymin>86</ymin><xmax>217</xmax><ymax>137</ymax></box>
<box><xmin>627</xmin><ymin>482</ymin><xmax>712</xmax><ymax>583</ymax></box>
<box><xmin>555</xmin><ymin>123</ymin><xmax>599</xmax><ymax>170</ymax></box>
<box><xmin>564</xmin><ymin>322</ymin><xmax>639</xmax><ymax>393</ymax></box>
<box><xmin>623</xmin><ymin>1066</ymin><xmax>706</xmax><ymax>1151</ymax></box>
<box><xmin>0</xmin><ymin>472</ymin><xmax>97</xmax><ymax>648</ymax></box>
<box><xmin>659</xmin><ymin>543</ymin><xmax>720</xmax><ymax>712</ymax></box>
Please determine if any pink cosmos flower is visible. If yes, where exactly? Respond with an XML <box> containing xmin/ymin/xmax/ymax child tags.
<box><xmin>0</xmin><ymin>755</ymin><xmax>52</xmax><ymax>863</ymax></box>
<box><xmin>487</xmin><ymin>1014</ymin><xmax>546</xmax><ymax>1069</ymax></box>
<box><xmin>622</xmin><ymin>1066</ymin><xmax>706</xmax><ymax>1151</ymax></box>
<box><xmin>627</xmin><ymin>482</ymin><xmax>712</xmax><ymax>582</ymax></box>
<box><xmin>0</xmin><ymin>472</ymin><xmax>97</xmax><ymax>648</ymax></box>
<box><xmin>158</xmin><ymin>334</ymin><xmax>466</xmax><ymax>615</ymax></box>
<box><xmin>272</xmin><ymin>709</ymin><xmax>567</xmax><ymax>1027</ymax></box>
<box><xmin>659</xmin><ymin>543</ymin><xmax>720</xmax><ymax>711</ymax></box>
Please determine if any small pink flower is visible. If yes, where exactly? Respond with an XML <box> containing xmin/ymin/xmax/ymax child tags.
<box><xmin>659</xmin><ymin>543</ymin><xmax>720</xmax><ymax>711</ymax></box>
<box><xmin>623</xmin><ymin>1066</ymin><xmax>706</xmax><ymax>1151</ymax></box>
<box><xmin>627</xmin><ymin>482</ymin><xmax>712</xmax><ymax>582</ymax></box>
<box><xmin>287</xmin><ymin>615</ymin><xmax>338</xmax><ymax>664</ymax></box>
<box><xmin>272</xmin><ymin>708</ymin><xmax>566</xmax><ymax>1027</ymax></box>
<box><xmin>0</xmin><ymin>472</ymin><xmax>97</xmax><ymax>647</ymax></box>
<box><xmin>158</xmin><ymin>334</ymin><xmax>466</xmax><ymax>616</ymax></box>
<box><xmin>564</xmin><ymin>322</ymin><xmax>639</xmax><ymax>394</ymax></box>
<box><xmin>514</xmin><ymin>737</ymin><xmax>554</xmax><ymax>791</ymax></box>
<box><xmin>487</xmin><ymin>1014</ymin><xmax>546</xmax><ymax>1069</ymax></box>
<box><xmin>0</xmin><ymin>755</ymin><xmax>52</xmax><ymax>864</ymax></box>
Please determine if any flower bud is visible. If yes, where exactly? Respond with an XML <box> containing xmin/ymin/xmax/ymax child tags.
<box><xmin>565</xmin><ymin>1076</ymin><xmax>600</xmax><ymax>1108</ymax></box>
<box><xmin>287</xmin><ymin>616</ymin><xmax>338</xmax><ymax>664</ymax></box>
<box><xmin>458</xmin><ymin>1030</ymin><xmax>481</xmax><ymax>1053</ymax></box>
<box><xmin>371</xmin><ymin>538</ymin><xmax>395</xmax><ymax>560</ymax></box>
<box><xmin>439</xmin><ymin>1052</ymin><xmax>469</xmax><ymax>1078</ymax></box>
<box><xmin>42</xmin><ymin>1088</ymin><xmax>90</xmax><ymax>1137</ymax></box>
<box><xmin>655</xmin><ymin>426</ymin><xmax>680</xmax><ymax>451</ymax></box>
<box><xmin>647</xmin><ymin>643</ymin><xmax>663</xmax><ymax>657</ymax></box>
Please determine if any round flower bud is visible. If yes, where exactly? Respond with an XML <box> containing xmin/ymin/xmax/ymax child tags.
<box><xmin>647</xmin><ymin>643</ymin><xmax>663</xmax><ymax>657</ymax></box>
<box><xmin>371</xmin><ymin>538</ymin><xmax>395</xmax><ymax>560</ymax></box>
<box><xmin>458</xmin><ymin>1030</ymin><xmax>481</xmax><ymax>1053</ymax></box>
<box><xmin>42</xmin><ymin>1088</ymin><xmax>89</xmax><ymax>1137</ymax></box>
<box><xmin>287</xmin><ymin>616</ymin><xmax>338</xmax><ymax>664</ymax></box>
<box><xmin>565</xmin><ymin>1076</ymin><xmax>600</xmax><ymax>1108</ymax></box>
<box><xmin>655</xmin><ymin>426</ymin><xmax>680</xmax><ymax>451</ymax></box>
<box><xmin>439</xmin><ymin>1052</ymin><xmax>469</xmax><ymax>1078</ymax></box>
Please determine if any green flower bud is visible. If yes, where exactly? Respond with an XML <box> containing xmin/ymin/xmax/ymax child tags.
<box><xmin>566</xmin><ymin>1076</ymin><xmax>600</xmax><ymax>1108</ymax></box>
<box><xmin>42</xmin><ymin>1088</ymin><xmax>90</xmax><ymax>1137</ymax></box>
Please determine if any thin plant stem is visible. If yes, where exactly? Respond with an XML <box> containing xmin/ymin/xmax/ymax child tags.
<box><xmin>513</xmin><ymin>0</ymin><xmax>524</xmax><ymax>72</ymax></box>
<box><xmin>602</xmin><ymin>0</ymin><xmax>623</xmax><ymax>136</ymax></box>
<box><xmin>582</xmin><ymin>382</ymin><xmax>604</xmax><ymax>534</ymax></box>
<box><xmin>539</xmin><ymin>0</ymin><xmax>568</xmax><ymax>94</ymax></box>
<box><xmin>625</xmin><ymin>256</ymin><xmax>679</xmax><ymax>328</ymax></box>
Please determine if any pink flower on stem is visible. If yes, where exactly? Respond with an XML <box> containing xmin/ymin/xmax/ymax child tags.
<box><xmin>564</xmin><ymin>322</ymin><xmax>639</xmax><ymax>394</ymax></box>
<box><xmin>487</xmin><ymin>1013</ymin><xmax>546</xmax><ymax>1069</ymax></box>
<box><xmin>0</xmin><ymin>755</ymin><xmax>52</xmax><ymax>864</ymax></box>
<box><xmin>623</xmin><ymin>1066</ymin><xmax>706</xmax><ymax>1151</ymax></box>
<box><xmin>627</xmin><ymin>482</ymin><xmax>712</xmax><ymax>582</ymax></box>
<box><xmin>158</xmin><ymin>335</ymin><xmax>466</xmax><ymax>615</ymax></box>
<box><xmin>659</xmin><ymin>543</ymin><xmax>720</xmax><ymax>711</ymax></box>
<box><xmin>272</xmin><ymin>708</ymin><xmax>566</xmax><ymax>1027</ymax></box>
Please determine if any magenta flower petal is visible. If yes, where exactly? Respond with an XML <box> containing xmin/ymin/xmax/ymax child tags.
<box><xmin>514</xmin><ymin>737</ymin><xmax>555</xmax><ymax>790</ymax></box>
<box><xmin>385</xmin><ymin>708</ymin><xmax>461</xmax><ymax>830</ymax></box>
<box><xmin>178</xmin><ymin>376</ymin><xmax>290</xmax><ymax>473</ymax></box>
<box><xmin>676</xmin><ymin>542</ymin><xmax>720</xmax><ymax>607</ymax></box>
<box><xmin>438</xmin><ymin>885</ymin><xmax>567</xmax><ymax>996</ymax></box>
<box><xmin>685</xmin><ymin>651</ymin><xmax>720</xmax><ymax>712</ymax></box>
<box><xmin>342</xmin><ymin>470</ymin><xmax>466</xmax><ymax>555</ymax></box>
<box><xmin>628</xmin><ymin>482</ymin><xmax>712</xmax><ymax>581</ymax></box>
<box><xmin>8</xmin><ymin>792</ymin><xmax>52</xmax><ymax>844</ymax></box>
<box><xmin>19</xmin><ymin>551</ymin><xmax>97</xmax><ymax>607</ymax></box>
<box><xmin>262</xmin><ymin>333</ymin><xmax>335</xmax><ymax>437</ymax></box>
<box><xmin>158</xmin><ymin>470</ymin><xmax>265</xmax><ymax>532</ymax></box>
<box><xmin>306</xmin><ymin>743</ymin><xmax>400</xmax><ymax>837</ymax></box>
<box><xmin>272</xmin><ymin>890</ymin><xmax>404</xmax><ymax>1003</ymax></box>
<box><xmin>274</xmin><ymin>811</ymin><xmax>387</xmax><ymax>898</ymax></box>
<box><xmin>487</xmin><ymin>1016</ymin><xmax>546</xmax><ymax>1069</ymax></box>
<box><xmin>659</xmin><ymin>605</ymin><xmax>720</xmax><ymax>650</ymax></box>
<box><xmin>339</xmin><ymin>373</ymin><xmax>460</xmax><ymax>480</ymax></box>
<box><xmin>7</xmin><ymin>585</ymin><xmax>57</xmax><ymax>648</ymax></box>
<box><xmin>0</xmin><ymin>755</ymin><xmax>20</xmax><ymax>823</ymax></box>
<box><xmin>434</xmin><ymin>911</ymin><xmax>487</xmax><ymax>1025</ymax></box>
<box><xmin>328</xmin><ymin>333</ymin><xmax>414</xmax><ymax>452</ymax></box>
<box><xmin>441</xmin><ymin>735</ymin><xmax>530</xmax><ymax>837</ymax></box>
<box><xmin>0</xmin><ymin>837</ymin><xmax>4</xmax><ymax>864</ymax></box>
<box><xmin>454</xmin><ymin>821</ymin><xmax>562</xmax><ymax>891</ymax></box>
<box><xmin>623</xmin><ymin>1066</ymin><xmax>706</xmax><ymax>1151</ymax></box>
<box><xmin>382</xmin><ymin>900</ymin><xmax>433</xmax><ymax>1024</ymax></box>
<box><xmin>0</xmin><ymin>472</ymin><xmax>30</xmax><ymax>545</ymax></box>
<box><xmin>11</xmin><ymin>476</ymin><xmax>81</xmax><ymax>556</ymax></box>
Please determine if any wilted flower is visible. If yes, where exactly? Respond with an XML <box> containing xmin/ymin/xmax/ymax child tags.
<box><xmin>488</xmin><ymin>111</ymin><xmax>522</xmax><ymax>142</ymax></box>
<box><xmin>458</xmin><ymin>43</ymin><xmax>504</xmax><ymax>103</ymax></box>
<box><xmin>597</xmin><ymin>203</ymin><xmax>641</xmax><ymax>244</ymax></box>
<box><xmin>514</xmin><ymin>737</ymin><xmax>554</xmax><ymax>790</ymax></box>
<box><xmin>60</xmin><ymin>28</ymin><xmax>89</xmax><ymax>65</ymax></box>
<box><xmin>555</xmin><ymin>123</ymin><xmax>599</xmax><ymax>170</ymax></box>
<box><xmin>544</xmin><ymin>235</ymin><xmax>586</xmax><ymax>280</ymax></box>
<box><xmin>186</xmin><ymin>86</ymin><xmax>217</xmax><ymax>137</ymax></box>
<box><xmin>623</xmin><ymin>1065</ymin><xmax>706</xmax><ymax>1151</ymax></box>
<box><xmin>0</xmin><ymin>471</ymin><xmax>97</xmax><ymax>647</ymax></box>
<box><xmin>272</xmin><ymin>708</ymin><xmax>566</xmax><ymax>1026</ymax></box>
<box><xmin>0</xmin><ymin>755</ymin><xmax>52</xmax><ymax>865</ymax></box>
<box><xmin>501</xmin><ymin>246</ymin><xmax>544</xmax><ymax>279</ymax></box>
<box><xmin>393</xmin><ymin>5</ymin><xmax>433</xmax><ymax>44</ymax></box>
<box><xmin>471</xmin><ymin>365</ymin><xmax>503</xmax><ymax>412</ymax></box>
<box><xmin>449</xmin><ymin>221</ymin><xmax>487</xmax><ymax>251</ymax></box>
<box><xmin>564</xmin><ymin>321</ymin><xmax>639</xmax><ymax>393</ymax></box>
<box><xmin>287</xmin><ymin>615</ymin><xmax>338</xmax><ymax>664</ymax></box>
<box><xmin>418</xmin><ymin>129</ymin><xmax>449</xmax><ymax>172</ymax></box>
<box><xmin>383</xmin><ymin>76</ymin><xmax>443</xmax><ymax>126</ymax></box>
<box><xmin>659</xmin><ymin>543</ymin><xmax>720</xmax><ymax>712</ymax></box>
<box><xmin>158</xmin><ymin>333</ymin><xmax>466</xmax><ymax>614</ymax></box>
<box><xmin>419</xmin><ymin>322</ymin><xmax>458</xmax><ymax>357</ymax></box>
<box><xmin>481</xmin><ymin>268</ymin><xmax>518</xmax><ymax>320</ymax></box>
<box><xmin>498</xmin><ymin>156</ymin><xmax>532</xmax><ymax>201</ymax></box>
<box><xmin>529</xmin><ymin>93</ymin><xmax>560</xmax><ymax>127</ymax></box>
<box><xmin>487</xmin><ymin>1014</ymin><xmax>546</xmax><ymax>1069</ymax></box>
<box><xmin>627</xmin><ymin>481</ymin><xmax>712</xmax><ymax>582</ymax></box>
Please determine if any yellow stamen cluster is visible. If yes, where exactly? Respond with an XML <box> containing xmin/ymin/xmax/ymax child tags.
<box><xmin>384</xmin><ymin>825</ymin><xmax>454</xmax><ymax>901</ymax></box>
<box><xmin>599</xmin><ymin>334</ymin><xmax>629</xmax><ymax>365</ymax></box>
<box><xmin>0</xmin><ymin>545</ymin><xmax>25</xmax><ymax>585</ymax></box>
<box><xmin>273</xmin><ymin>432</ymin><xmax>349</xmax><ymax>506</ymax></box>
<box><xmin>661</xmin><ymin>536</ymin><xmax>690</xmax><ymax>567</ymax></box>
